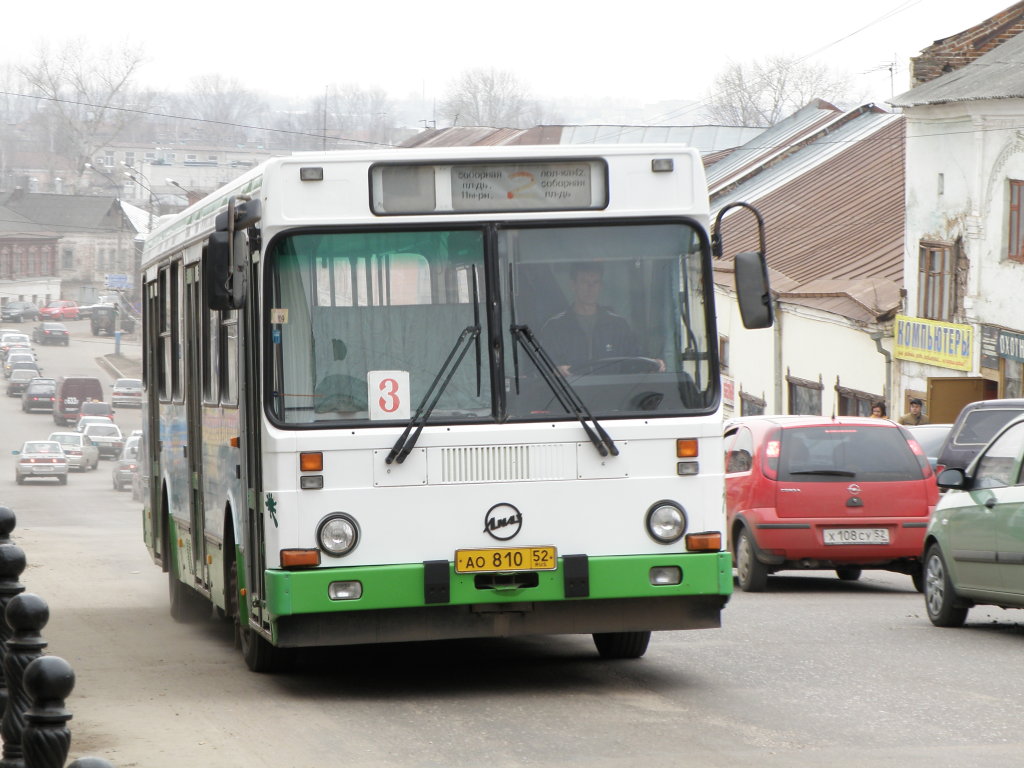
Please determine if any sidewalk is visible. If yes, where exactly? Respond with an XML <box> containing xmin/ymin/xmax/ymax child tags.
<box><xmin>98</xmin><ymin>351</ymin><xmax>142</xmax><ymax>380</ymax></box>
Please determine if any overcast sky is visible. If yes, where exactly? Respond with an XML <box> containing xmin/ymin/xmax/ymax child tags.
<box><xmin>3</xmin><ymin>0</ymin><xmax>1018</xmax><ymax>114</ymax></box>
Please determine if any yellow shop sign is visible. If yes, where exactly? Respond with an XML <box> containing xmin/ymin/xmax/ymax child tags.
<box><xmin>894</xmin><ymin>315</ymin><xmax>972</xmax><ymax>371</ymax></box>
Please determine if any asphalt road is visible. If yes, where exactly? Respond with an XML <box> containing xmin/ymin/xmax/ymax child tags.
<box><xmin>2</xmin><ymin>323</ymin><xmax>1023</xmax><ymax>767</ymax></box>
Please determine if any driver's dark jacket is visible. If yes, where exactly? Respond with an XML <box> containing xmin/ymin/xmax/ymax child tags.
<box><xmin>539</xmin><ymin>307</ymin><xmax>638</xmax><ymax>373</ymax></box>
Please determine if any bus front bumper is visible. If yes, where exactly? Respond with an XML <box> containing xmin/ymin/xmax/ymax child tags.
<box><xmin>264</xmin><ymin>552</ymin><xmax>733</xmax><ymax>647</ymax></box>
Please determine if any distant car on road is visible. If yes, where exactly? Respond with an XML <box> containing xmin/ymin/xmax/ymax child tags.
<box><xmin>90</xmin><ymin>305</ymin><xmax>135</xmax><ymax>335</ymax></box>
<box><xmin>82</xmin><ymin>423</ymin><xmax>124</xmax><ymax>459</ymax></box>
<box><xmin>48</xmin><ymin>431</ymin><xmax>99</xmax><ymax>472</ymax></box>
<box><xmin>112</xmin><ymin>434</ymin><xmax>140</xmax><ymax>491</ymax></box>
<box><xmin>31</xmin><ymin>322</ymin><xmax>70</xmax><ymax>346</ymax></box>
<box><xmin>0</xmin><ymin>302</ymin><xmax>39</xmax><ymax>323</ymax></box>
<box><xmin>13</xmin><ymin>440</ymin><xmax>68</xmax><ymax>485</ymax></box>
<box><xmin>111</xmin><ymin>378</ymin><xmax>142</xmax><ymax>408</ymax></box>
<box><xmin>80</xmin><ymin>400</ymin><xmax>115</xmax><ymax>423</ymax></box>
<box><xmin>4</xmin><ymin>351</ymin><xmax>37</xmax><ymax>378</ymax></box>
<box><xmin>724</xmin><ymin>415</ymin><xmax>938</xmax><ymax>592</ymax></box>
<box><xmin>39</xmin><ymin>300</ymin><xmax>79</xmax><ymax>320</ymax></box>
<box><xmin>21</xmin><ymin>377</ymin><xmax>56</xmax><ymax>412</ymax></box>
<box><xmin>6</xmin><ymin>360</ymin><xmax>42</xmax><ymax>380</ymax></box>
<box><xmin>6</xmin><ymin>369</ymin><xmax>36</xmax><ymax>397</ymax></box>
<box><xmin>907</xmin><ymin>423</ymin><xmax>954</xmax><ymax>472</ymax></box>
<box><xmin>924</xmin><ymin>414</ymin><xmax>1024</xmax><ymax>627</ymax></box>
<box><xmin>0</xmin><ymin>333</ymin><xmax>31</xmax><ymax>358</ymax></box>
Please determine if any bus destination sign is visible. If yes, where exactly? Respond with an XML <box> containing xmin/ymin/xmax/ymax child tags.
<box><xmin>372</xmin><ymin>160</ymin><xmax>607</xmax><ymax>215</ymax></box>
<box><xmin>450</xmin><ymin>161</ymin><xmax>603</xmax><ymax>212</ymax></box>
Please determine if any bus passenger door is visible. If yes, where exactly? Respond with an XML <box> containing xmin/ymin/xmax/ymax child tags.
<box><xmin>143</xmin><ymin>280</ymin><xmax>162</xmax><ymax>561</ymax></box>
<box><xmin>184</xmin><ymin>265</ymin><xmax>206</xmax><ymax>589</ymax></box>
<box><xmin>239</xmin><ymin>246</ymin><xmax>267</xmax><ymax>633</ymax></box>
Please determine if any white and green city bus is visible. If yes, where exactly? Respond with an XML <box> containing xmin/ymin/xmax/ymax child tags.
<box><xmin>139</xmin><ymin>144</ymin><xmax>772</xmax><ymax>671</ymax></box>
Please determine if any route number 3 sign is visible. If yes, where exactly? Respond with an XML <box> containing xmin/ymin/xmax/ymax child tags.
<box><xmin>367</xmin><ymin>371</ymin><xmax>410</xmax><ymax>420</ymax></box>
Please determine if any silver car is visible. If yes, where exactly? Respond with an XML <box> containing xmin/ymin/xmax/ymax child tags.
<box><xmin>48</xmin><ymin>431</ymin><xmax>100</xmax><ymax>472</ymax></box>
<box><xmin>82</xmin><ymin>423</ymin><xmax>124</xmax><ymax>459</ymax></box>
<box><xmin>13</xmin><ymin>440</ymin><xmax>68</xmax><ymax>485</ymax></box>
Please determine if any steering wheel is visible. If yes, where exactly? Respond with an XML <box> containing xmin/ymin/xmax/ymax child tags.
<box><xmin>571</xmin><ymin>356</ymin><xmax>662</xmax><ymax>375</ymax></box>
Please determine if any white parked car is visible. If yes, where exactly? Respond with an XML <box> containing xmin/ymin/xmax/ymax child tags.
<box><xmin>82</xmin><ymin>423</ymin><xmax>124</xmax><ymax>459</ymax></box>
<box><xmin>48</xmin><ymin>431</ymin><xmax>100</xmax><ymax>472</ymax></box>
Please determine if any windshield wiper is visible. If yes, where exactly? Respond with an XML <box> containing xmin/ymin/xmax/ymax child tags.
<box><xmin>385</xmin><ymin>267</ymin><xmax>482</xmax><ymax>465</ymax></box>
<box><xmin>510</xmin><ymin>323</ymin><xmax>618</xmax><ymax>458</ymax></box>
<box><xmin>788</xmin><ymin>469</ymin><xmax>857</xmax><ymax>477</ymax></box>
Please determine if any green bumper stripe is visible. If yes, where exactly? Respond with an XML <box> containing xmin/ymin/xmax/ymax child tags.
<box><xmin>265</xmin><ymin>552</ymin><xmax>733</xmax><ymax>617</ymax></box>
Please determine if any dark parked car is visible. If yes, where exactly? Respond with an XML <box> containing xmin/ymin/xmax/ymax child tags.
<box><xmin>32</xmin><ymin>322</ymin><xmax>70</xmax><ymax>346</ymax></box>
<box><xmin>6</xmin><ymin>369</ymin><xmax>35</xmax><ymax>396</ymax></box>
<box><xmin>21</xmin><ymin>377</ymin><xmax>56</xmax><ymax>412</ymax></box>
<box><xmin>0</xmin><ymin>302</ymin><xmax>39</xmax><ymax>323</ymax></box>
<box><xmin>724</xmin><ymin>415</ymin><xmax>938</xmax><ymax>592</ymax></box>
<box><xmin>935</xmin><ymin>399</ymin><xmax>1024</xmax><ymax>473</ymax></box>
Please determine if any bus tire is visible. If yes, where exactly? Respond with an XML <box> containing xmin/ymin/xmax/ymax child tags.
<box><xmin>593</xmin><ymin>630</ymin><xmax>651</xmax><ymax>659</ymax></box>
<box><xmin>228</xmin><ymin>541</ymin><xmax>289</xmax><ymax>673</ymax></box>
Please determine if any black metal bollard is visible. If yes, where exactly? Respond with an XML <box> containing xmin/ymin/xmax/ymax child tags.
<box><xmin>21</xmin><ymin>656</ymin><xmax>74</xmax><ymax>768</ymax></box>
<box><xmin>0</xmin><ymin>593</ymin><xmax>49</xmax><ymax>768</ymax></box>
<box><xmin>0</xmin><ymin>507</ymin><xmax>26</xmax><ymax>722</ymax></box>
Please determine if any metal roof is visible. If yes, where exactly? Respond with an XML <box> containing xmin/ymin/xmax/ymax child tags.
<box><xmin>711</xmin><ymin>106</ymin><xmax>906</xmax><ymax>322</ymax></box>
<box><xmin>706</xmin><ymin>100</ymin><xmax>845</xmax><ymax>193</ymax></box>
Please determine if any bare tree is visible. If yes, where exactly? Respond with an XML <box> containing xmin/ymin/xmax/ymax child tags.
<box><xmin>705</xmin><ymin>56</ymin><xmax>853</xmax><ymax>127</ymax></box>
<box><xmin>439</xmin><ymin>68</ymin><xmax>534</xmax><ymax>128</ymax></box>
<box><xmin>18</xmin><ymin>38</ymin><xmax>151</xmax><ymax>182</ymax></box>
<box><xmin>175</xmin><ymin>75</ymin><xmax>268</xmax><ymax>146</ymax></box>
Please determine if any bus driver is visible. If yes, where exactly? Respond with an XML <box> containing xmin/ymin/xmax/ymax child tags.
<box><xmin>541</xmin><ymin>262</ymin><xmax>662</xmax><ymax>376</ymax></box>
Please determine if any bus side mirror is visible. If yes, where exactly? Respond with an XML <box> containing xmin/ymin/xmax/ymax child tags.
<box><xmin>205</xmin><ymin>232</ymin><xmax>233</xmax><ymax>311</ymax></box>
<box><xmin>734</xmin><ymin>251</ymin><xmax>773</xmax><ymax>329</ymax></box>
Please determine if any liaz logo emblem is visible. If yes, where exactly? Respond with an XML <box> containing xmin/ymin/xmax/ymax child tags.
<box><xmin>483</xmin><ymin>503</ymin><xmax>522</xmax><ymax>541</ymax></box>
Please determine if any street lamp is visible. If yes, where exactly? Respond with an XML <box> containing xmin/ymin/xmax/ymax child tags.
<box><xmin>166</xmin><ymin>178</ymin><xmax>201</xmax><ymax>206</ymax></box>
<box><xmin>84</xmin><ymin>163</ymin><xmax>122</xmax><ymax>195</ymax></box>
<box><xmin>121</xmin><ymin>162</ymin><xmax>155</xmax><ymax>231</ymax></box>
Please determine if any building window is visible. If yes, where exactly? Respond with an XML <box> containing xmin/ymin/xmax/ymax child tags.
<box><xmin>103</xmin><ymin>151</ymin><xmax>115</xmax><ymax>167</ymax></box>
<box><xmin>787</xmin><ymin>372</ymin><xmax>822</xmax><ymax>415</ymax></box>
<box><xmin>719</xmin><ymin>335</ymin><xmax>729</xmax><ymax>373</ymax></box>
<box><xmin>1011</xmin><ymin>180</ymin><xmax>1024</xmax><ymax>261</ymax></box>
<box><xmin>124</xmin><ymin>152</ymin><xmax>135</xmax><ymax>167</ymax></box>
<box><xmin>835</xmin><ymin>380</ymin><xmax>881</xmax><ymax>417</ymax></box>
<box><xmin>918</xmin><ymin>241</ymin><xmax>955</xmax><ymax>321</ymax></box>
<box><xmin>62</xmin><ymin>248</ymin><xmax>74</xmax><ymax>270</ymax></box>
<box><xmin>740</xmin><ymin>391</ymin><xmax>766</xmax><ymax>416</ymax></box>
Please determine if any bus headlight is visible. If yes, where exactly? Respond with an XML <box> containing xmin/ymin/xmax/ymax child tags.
<box><xmin>317</xmin><ymin>514</ymin><xmax>359</xmax><ymax>557</ymax></box>
<box><xmin>645</xmin><ymin>501</ymin><xmax>687</xmax><ymax>543</ymax></box>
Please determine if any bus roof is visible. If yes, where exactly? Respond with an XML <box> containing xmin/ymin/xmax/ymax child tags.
<box><xmin>142</xmin><ymin>144</ymin><xmax>710</xmax><ymax>271</ymax></box>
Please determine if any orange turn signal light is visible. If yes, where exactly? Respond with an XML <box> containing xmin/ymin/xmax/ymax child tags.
<box><xmin>685</xmin><ymin>532</ymin><xmax>722</xmax><ymax>552</ymax></box>
<box><xmin>300</xmin><ymin>452</ymin><xmax>323</xmax><ymax>472</ymax></box>
<box><xmin>230</xmin><ymin>436</ymin><xmax>240</xmax><ymax>448</ymax></box>
<box><xmin>280</xmin><ymin>549</ymin><xmax>321</xmax><ymax>568</ymax></box>
<box><xmin>676</xmin><ymin>439</ymin><xmax>698</xmax><ymax>458</ymax></box>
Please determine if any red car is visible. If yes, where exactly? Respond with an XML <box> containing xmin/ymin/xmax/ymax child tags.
<box><xmin>39</xmin><ymin>300</ymin><xmax>80</xmax><ymax>320</ymax></box>
<box><xmin>723</xmin><ymin>416</ymin><xmax>938</xmax><ymax>592</ymax></box>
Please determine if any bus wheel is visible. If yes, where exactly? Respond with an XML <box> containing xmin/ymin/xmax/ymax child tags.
<box><xmin>228</xmin><ymin>550</ymin><xmax>289</xmax><ymax>673</ymax></box>
<box><xmin>593</xmin><ymin>631</ymin><xmax>651</xmax><ymax>659</ymax></box>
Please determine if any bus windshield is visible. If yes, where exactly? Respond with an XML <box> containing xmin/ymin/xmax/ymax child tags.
<box><xmin>266</xmin><ymin>221</ymin><xmax>716</xmax><ymax>426</ymax></box>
